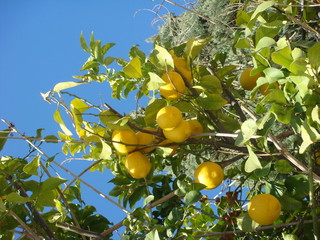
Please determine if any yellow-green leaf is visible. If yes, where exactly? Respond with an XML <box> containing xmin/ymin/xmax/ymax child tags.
<box><xmin>123</xmin><ymin>56</ymin><xmax>142</xmax><ymax>78</ymax></box>
<box><xmin>53</xmin><ymin>81</ymin><xmax>86</xmax><ymax>92</ymax></box>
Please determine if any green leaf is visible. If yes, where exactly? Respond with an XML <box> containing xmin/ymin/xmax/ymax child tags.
<box><xmin>198</xmin><ymin>75</ymin><xmax>223</xmax><ymax>94</ymax></box>
<box><xmin>235</xmin><ymin>38</ymin><xmax>251</xmax><ymax>49</ymax></box>
<box><xmin>237</xmin><ymin>212</ymin><xmax>259</xmax><ymax>232</ymax></box>
<box><xmin>145</xmin><ymin>229</ymin><xmax>160</xmax><ymax>240</ymax></box>
<box><xmin>184</xmin><ymin>190</ymin><xmax>202</xmax><ymax>205</ymax></box>
<box><xmin>289</xmin><ymin>75</ymin><xmax>311</xmax><ymax>98</ymax></box>
<box><xmin>41</xmin><ymin>177</ymin><xmax>67</xmax><ymax>191</ymax></box>
<box><xmin>149</xmin><ymin>45</ymin><xmax>174</xmax><ymax>70</ymax></box>
<box><xmin>285</xmin><ymin>174</ymin><xmax>309</xmax><ymax>200</ymax></box>
<box><xmin>23</xmin><ymin>156</ymin><xmax>40</xmax><ymax>176</ymax></box>
<box><xmin>44</xmin><ymin>135</ymin><xmax>59</xmax><ymax>143</ymax></box>
<box><xmin>245</xmin><ymin>145</ymin><xmax>262</xmax><ymax>173</ymax></box>
<box><xmin>235</xmin><ymin>119</ymin><xmax>258</xmax><ymax>146</ymax></box>
<box><xmin>184</xmin><ymin>36</ymin><xmax>213</xmax><ymax>60</ymax></box>
<box><xmin>144</xmin><ymin>99</ymin><xmax>167</xmax><ymax>126</ymax></box>
<box><xmin>271</xmin><ymin>104</ymin><xmax>293</xmax><ymax>124</ymax></box>
<box><xmin>99</xmin><ymin>110</ymin><xmax>128</xmax><ymax>130</ymax></box>
<box><xmin>308</xmin><ymin>42</ymin><xmax>320</xmax><ymax>68</ymax></box>
<box><xmin>53</xmin><ymin>109</ymin><xmax>73</xmax><ymax>136</ymax></box>
<box><xmin>147</xmin><ymin>72</ymin><xmax>165</xmax><ymax>90</ymax></box>
<box><xmin>271</xmin><ymin>46</ymin><xmax>293</xmax><ymax>69</ymax></box>
<box><xmin>80</xmin><ymin>32</ymin><xmax>90</xmax><ymax>53</ymax></box>
<box><xmin>0</xmin><ymin>129</ymin><xmax>10</xmax><ymax>152</ymax></box>
<box><xmin>311</xmin><ymin>105</ymin><xmax>320</xmax><ymax>125</ymax></box>
<box><xmin>279</xmin><ymin>194</ymin><xmax>303</xmax><ymax>211</ymax></box>
<box><xmin>103</xmin><ymin>56</ymin><xmax>115</xmax><ymax>66</ymax></box>
<box><xmin>196</xmin><ymin>93</ymin><xmax>227</xmax><ymax>110</ymax></box>
<box><xmin>100</xmin><ymin>140</ymin><xmax>112</xmax><ymax>159</ymax></box>
<box><xmin>80</xmin><ymin>60</ymin><xmax>100</xmax><ymax>71</ymax></box>
<box><xmin>255</xmin><ymin>20</ymin><xmax>283</xmax><ymax>43</ymax></box>
<box><xmin>255</xmin><ymin>37</ymin><xmax>276</xmax><ymax>51</ymax></box>
<box><xmin>143</xmin><ymin>195</ymin><xmax>154</xmax><ymax>207</ymax></box>
<box><xmin>123</xmin><ymin>56</ymin><xmax>142</xmax><ymax>78</ymax></box>
<box><xmin>300</xmin><ymin>121</ymin><xmax>320</xmax><ymax>153</ymax></box>
<box><xmin>274</xmin><ymin>159</ymin><xmax>295</xmax><ymax>174</ymax></box>
<box><xmin>249</xmin><ymin>1</ymin><xmax>274</xmax><ymax>26</ymax></box>
<box><xmin>6</xmin><ymin>192</ymin><xmax>30</xmax><ymax>204</ymax></box>
<box><xmin>53</xmin><ymin>81</ymin><xmax>86</xmax><ymax>92</ymax></box>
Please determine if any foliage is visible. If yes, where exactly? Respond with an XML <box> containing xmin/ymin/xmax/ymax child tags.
<box><xmin>1</xmin><ymin>0</ymin><xmax>320</xmax><ymax>239</ymax></box>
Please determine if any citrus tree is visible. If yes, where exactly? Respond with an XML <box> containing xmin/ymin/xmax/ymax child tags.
<box><xmin>1</xmin><ymin>0</ymin><xmax>320</xmax><ymax>239</ymax></box>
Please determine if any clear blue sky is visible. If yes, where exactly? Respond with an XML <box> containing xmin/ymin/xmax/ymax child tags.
<box><xmin>0</xmin><ymin>0</ymin><xmax>182</xmax><ymax>238</ymax></box>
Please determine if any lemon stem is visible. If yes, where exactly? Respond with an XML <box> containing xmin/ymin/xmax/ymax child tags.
<box><xmin>307</xmin><ymin>151</ymin><xmax>319</xmax><ymax>239</ymax></box>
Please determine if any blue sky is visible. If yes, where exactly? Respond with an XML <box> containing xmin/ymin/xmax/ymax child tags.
<box><xmin>0</xmin><ymin>0</ymin><xmax>179</xmax><ymax>237</ymax></box>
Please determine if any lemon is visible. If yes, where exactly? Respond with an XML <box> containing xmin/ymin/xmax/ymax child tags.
<box><xmin>163</xmin><ymin>119</ymin><xmax>191</xmax><ymax>143</ymax></box>
<box><xmin>259</xmin><ymin>82</ymin><xmax>279</xmax><ymax>95</ymax></box>
<box><xmin>124</xmin><ymin>151</ymin><xmax>151</xmax><ymax>179</ymax></box>
<box><xmin>239</xmin><ymin>67</ymin><xmax>263</xmax><ymax>91</ymax></box>
<box><xmin>112</xmin><ymin>129</ymin><xmax>137</xmax><ymax>155</ymax></box>
<box><xmin>173</xmin><ymin>57</ymin><xmax>193</xmax><ymax>83</ymax></box>
<box><xmin>136</xmin><ymin>128</ymin><xmax>156</xmax><ymax>153</ymax></box>
<box><xmin>156</xmin><ymin>106</ymin><xmax>183</xmax><ymax>131</ymax></box>
<box><xmin>188</xmin><ymin>120</ymin><xmax>203</xmax><ymax>139</ymax></box>
<box><xmin>159</xmin><ymin>139</ymin><xmax>178</xmax><ymax>156</ymax></box>
<box><xmin>194</xmin><ymin>162</ymin><xmax>224</xmax><ymax>190</ymax></box>
<box><xmin>248</xmin><ymin>193</ymin><xmax>281</xmax><ymax>225</ymax></box>
<box><xmin>160</xmin><ymin>71</ymin><xmax>186</xmax><ymax>100</ymax></box>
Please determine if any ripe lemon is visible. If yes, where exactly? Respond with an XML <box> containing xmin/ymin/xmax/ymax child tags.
<box><xmin>194</xmin><ymin>162</ymin><xmax>224</xmax><ymax>190</ymax></box>
<box><xmin>159</xmin><ymin>139</ymin><xmax>178</xmax><ymax>156</ymax></box>
<box><xmin>124</xmin><ymin>151</ymin><xmax>151</xmax><ymax>179</ymax></box>
<box><xmin>112</xmin><ymin>129</ymin><xmax>137</xmax><ymax>155</ymax></box>
<box><xmin>259</xmin><ymin>82</ymin><xmax>279</xmax><ymax>95</ymax></box>
<box><xmin>240</xmin><ymin>67</ymin><xmax>263</xmax><ymax>90</ymax></box>
<box><xmin>156</xmin><ymin>106</ymin><xmax>183</xmax><ymax>131</ymax></box>
<box><xmin>160</xmin><ymin>71</ymin><xmax>186</xmax><ymax>100</ymax></box>
<box><xmin>163</xmin><ymin>119</ymin><xmax>191</xmax><ymax>143</ymax></box>
<box><xmin>248</xmin><ymin>193</ymin><xmax>281</xmax><ymax>225</ymax></box>
<box><xmin>188</xmin><ymin>119</ymin><xmax>203</xmax><ymax>139</ymax></box>
<box><xmin>136</xmin><ymin>128</ymin><xmax>156</xmax><ymax>153</ymax></box>
<box><xmin>173</xmin><ymin>57</ymin><xmax>193</xmax><ymax>83</ymax></box>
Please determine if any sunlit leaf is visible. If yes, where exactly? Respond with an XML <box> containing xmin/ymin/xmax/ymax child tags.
<box><xmin>80</xmin><ymin>32</ymin><xmax>90</xmax><ymax>53</ymax></box>
<box><xmin>0</xmin><ymin>129</ymin><xmax>10</xmax><ymax>152</ymax></box>
<box><xmin>41</xmin><ymin>177</ymin><xmax>68</xmax><ymax>191</ymax></box>
<box><xmin>53</xmin><ymin>109</ymin><xmax>73</xmax><ymax>136</ymax></box>
<box><xmin>149</xmin><ymin>45</ymin><xmax>174</xmax><ymax>70</ymax></box>
<box><xmin>245</xmin><ymin>145</ymin><xmax>262</xmax><ymax>173</ymax></box>
<box><xmin>184</xmin><ymin>36</ymin><xmax>213</xmax><ymax>60</ymax></box>
<box><xmin>23</xmin><ymin>156</ymin><xmax>40</xmax><ymax>176</ymax></box>
<box><xmin>308</xmin><ymin>42</ymin><xmax>320</xmax><ymax>68</ymax></box>
<box><xmin>237</xmin><ymin>212</ymin><xmax>259</xmax><ymax>232</ymax></box>
<box><xmin>123</xmin><ymin>56</ymin><xmax>142</xmax><ymax>78</ymax></box>
<box><xmin>100</xmin><ymin>140</ymin><xmax>112</xmax><ymax>159</ymax></box>
<box><xmin>53</xmin><ymin>81</ymin><xmax>86</xmax><ymax>92</ymax></box>
<box><xmin>147</xmin><ymin>72</ymin><xmax>165</xmax><ymax>90</ymax></box>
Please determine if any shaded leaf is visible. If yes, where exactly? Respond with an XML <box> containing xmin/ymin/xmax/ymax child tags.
<box><xmin>237</xmin><ymin>212</ymin><xmax>259</xmax><ymax>232</ymax></box>
<box><xmin>0</xmin><ymin>129</ymin><xmax>10</xmax><ymax>152</ymax></box>
<box><xmin>184</xmin><ymin>190</ymin><xmax>202</xmax><ymax>205</ymax></box>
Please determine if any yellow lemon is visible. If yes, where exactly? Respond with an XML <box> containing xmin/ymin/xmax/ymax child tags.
<box><xmin>156</xmin><ymin>106</ymin><xmax>183</xmax><ymax>131</ymax></box>
<box><xmin>136</xmin><ymin>128</ymin><xmax>156</xmax><ymax>153</ymax></box>
<box><xmin>160</xmin><ymin>71</ymin><xmax>186</xmax><ymax>100</ymax></box>
<box><xmin>248</xmin><ymin>193</ymin><xmax>281</xmax><ymax>225</ymax></box>
<box><xmin>112</xmin><ymin>129</ymin><xmax>137</xmax><ymax>155</ymax></box>
<box><xmin>240</xmin><ymin>67</ymin><xmax>263</xmax><ymax>91</ymax></box>
<box><xmin>194</xmin><ymin>162</ymin><xmax>224</xmax><ymax>190</ymax></box>
<box><xmin>163</xmin><ymin>119</ymin><xmax>191</xmax><ymax>143</ymax></box>
<box><xmin>124</xmin><ymin>151</ymin><xmax>151</xmax><ymax>179</ymax></box>
<box><xmin>188</xmin><ymin>119</ymin><xmax>203</xmax><ymax>139</ymax></box>
<box><xmin>173</xmin><ymin>57</ymin><xmax>193</xmax><ymax>84</ymax></box>
<box><xmin>159</xmin><ymin>139</ymin><xmax>178</xmax><ymax>156</ymax></box>
<box><xmin>259</xmin><ymin>82</ymin><xmax>279</xmax><ymax>95</ymax></box>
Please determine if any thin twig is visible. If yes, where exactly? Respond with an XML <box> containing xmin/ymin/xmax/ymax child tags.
<box><xmin>9</xmin><ymin>210</ymin><xmax>42</xmax><ymax>240</ymax></box>
<box><xmin>56</xmin><ymin>222</ymin><xmax>106</xmax><ymax>239</ymax></box>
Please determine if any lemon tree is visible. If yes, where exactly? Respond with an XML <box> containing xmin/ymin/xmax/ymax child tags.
<box><xmin>1</xmin><ymin>0</ymin><xmax>320</xmax><ymax>239</ymax></box>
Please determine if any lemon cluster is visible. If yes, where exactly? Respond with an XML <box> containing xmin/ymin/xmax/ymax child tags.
<box><xmin>159</xmin><ymin>56</ymin><xmax>193</xmax><ymax>100</ymax></box>
<box><xmin>156</xmin><ymin>106</ymin><xmax>203</xmax><ymax>143</ymax></box>
<box><xmin>111</xmin><ymin>128</ymin><xmax>155</xmax><ymax>179</ymax></box>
